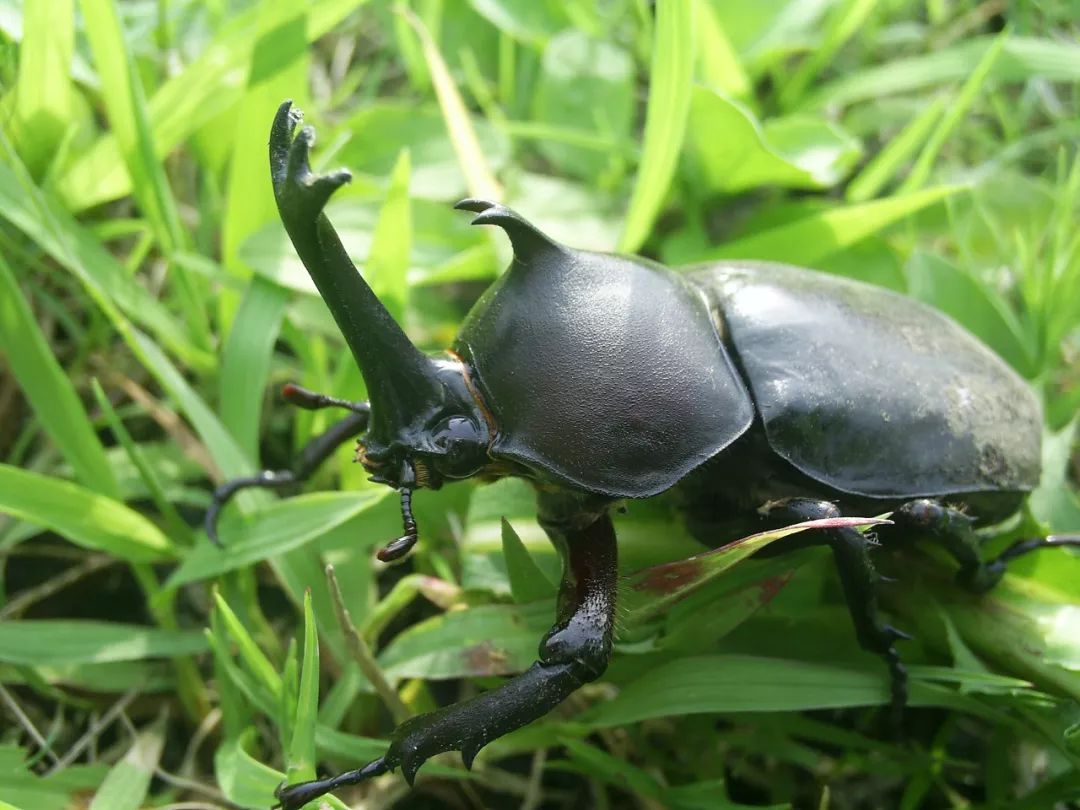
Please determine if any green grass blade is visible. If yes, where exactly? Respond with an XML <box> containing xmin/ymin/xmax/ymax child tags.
<box><xmin>78</xmin><ymin>0</ymin><xmax>209</xmax><ymax>346</ymax></box>
<box><xmin>778</xmin><ymin>0</ymin><xmax>877</xmax><ymax>109</ymax></box>
<box><xmin>89</xmin><ymin>380</ymin><xmax>192</xmax><ymax>543</ymax></box>
<box><xmin>0</xmin><ymin>621</ymin><xmax>207</xmax><ymax>666</ymax></box>
<box><xmin>403</xmin><ymin>8</ymin><xmax>502</xmax><ymax>200</ymax></box>
<box><xmin>219</xmin><ymin>278</ymin><xmax>289</xmax><ymax>461</ymax></box>
<box><xmin>501</xmin><ymin>518</ymin><xmax>558</xmax><ymax>604</ymax></box>
<box><xmin>897</xmin><ymin>32</ymin><xmax>1008</xmax><ymax>194</ymax></box>
<box><xmin>367</xmin><ymin>149</ymin><xmax>412</xmax><ymax>319</ymax></box>
<box><xmin>214</xmin><ymin>728</ymin><xmax>286</xmax><ymax>808</ymax></box>
<box><xmin>622</xmin><ymin>517</ymin><xmax>887</xmax><ymax>624</ymax></box>
<box><xmin>846</xmin><ymin>95</ymin><xmax>947</xmax><ymax>202</ymax></box>
<box><xmin>88</xmin><ymin>711</ymin><xmax>166</xmax><ymax>810</ymax></box>
<box><xmin>132</xmin><ymin>330</ymin><xmax>252</xmax><ymax>481</ymax></box>
<box><xmin>167</xmin><ymin>491</ymin><xmax>386</xmax><ymax>587</ymax></box>
<box><xmin>0</xmin><ymin>464</ymin><xmax>176</xmax><ymax>563</ymax></box>
<box><xmin>0</xmin><ymin>254</ymin><xmax>118</xmax><ymax>496</ymax></box>
<box><xmin>79</xmin><ymin>0</ymin><xmax>184</xmax><ymax>253</ymax></box>
<box><xmin>0</xmin><ymin>154</ymin><xmax>209</xmax><ymax>372</ymax></box>
<box><xmin>686</xmin><ymin>88</ymin><xmax>859</xmax><ymax>193</ymax></box>
<box><xmin>12</xmin><ymin>0</ymin><xmax>74</xmax><ymax>177</ymax></box>
<box><xmin>582</xmin><ymin>655</ymin><xmax>968</xmax><ymax>727</ymax></box>
<box><xmin>619</xmin><ymin>0</ymin><xmax>695</xmax><ymax>252</ymax></box>
<box><xmin>801</xmin><ymin>35</ymin><xmax>1078</xmax><ymax>110</ymax></box>
<box><xmin>55</xmin><ymin>0</ymin><xmax>373</xmax><ymax>212</ymax></box>
<box><xmin>696</xmin><ymin>186</ymin><xmax>961</xmax><ymax>265</ymax></box>
<box><xmin>213</xmin><ymin>592</ymin><xmax>283</xmax><ymax>701</ymax></box>
<box><xmin>693</xmin><ymin>0</ymin><xmax>750</xmax><ymax>99</ymax></box>
<box><xmin>286</xmin><ymin>591</ymin><xmax>319</xmax><ymax>784</ymax></box>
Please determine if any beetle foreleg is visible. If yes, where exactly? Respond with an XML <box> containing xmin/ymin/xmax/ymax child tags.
<box><xmin>273</xmin><ymin>508</ymin><xmax>618</xmax><ymax>809</ymax></box>
<box><xmin>759</xmin><ymin>498</ymin><xmax>909</xmax><ymax>729</ymax></box>
<box><xmin>205</xmin><ymin>407</ymin><xmax>368</xmax><ymax>545</ymax></box>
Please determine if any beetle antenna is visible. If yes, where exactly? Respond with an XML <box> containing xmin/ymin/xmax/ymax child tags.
<box><xmin>281</xmin><ymin>382</ymin><xmax>369</xmax><ymax>415</ymax></box>
<box><xmin>377</xmin><ymin>487</ymin><xmax>419</xmax><ymax>563</ymax></box>
<box><xmin>454</xmin><ymin>198</ymin><xmax>561</xmax><ymax>262</ymax></box>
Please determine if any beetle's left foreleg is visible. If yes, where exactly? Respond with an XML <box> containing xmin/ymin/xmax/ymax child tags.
<box><xmin>273</xmin><ymin>508</ymin><xmax>618</xmax><ymax>810</ymax></box>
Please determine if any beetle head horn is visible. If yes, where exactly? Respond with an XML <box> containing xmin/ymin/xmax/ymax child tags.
<box><xmin>269</xmin><ymin>101</ymin><xmax>448</xmax><ymax>453</ymax></box>
<box><xmin>455</xmin><ymin>198</ymin><xmax>562</xmax><ymax>265</ymax></box>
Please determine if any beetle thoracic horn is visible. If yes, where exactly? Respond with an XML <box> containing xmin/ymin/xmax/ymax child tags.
<box><xmin>270</xmin><ymin>101</ymin><xmax>447</xmax><ymax>449</ymax></box>
<box><xmin>454</xmin><ymin>198</ymin><xmax>562</xmax><ymax>265</ymax></box>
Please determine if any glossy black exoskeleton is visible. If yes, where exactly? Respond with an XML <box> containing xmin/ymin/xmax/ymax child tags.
<box><xmin>206</xmin><ymin>103</ymin><xmax>1078</xmax><ymax>809</ymax></box>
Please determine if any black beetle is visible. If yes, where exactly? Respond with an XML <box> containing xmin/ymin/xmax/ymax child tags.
<box><xmin>207</xmin><ymin>102</ymin><xmax>1079</xmax><ymax>809</ymax></box>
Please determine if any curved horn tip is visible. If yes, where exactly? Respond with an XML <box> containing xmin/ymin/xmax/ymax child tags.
<box><xmin>453</xmin><ymin>198</ymin><xmax>497</xmax><ymax>213</ymax></box>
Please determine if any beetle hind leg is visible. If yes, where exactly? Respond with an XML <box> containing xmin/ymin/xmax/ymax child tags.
<box><xmin>759</xmin><ymin>498</ymin><xmax>910</xmax><ymax>728</ymax></box>
<box><xmin>273</xmin><ymin>508</ymin><xmax>619</xmax><ymax>810</ymax></box>
<box><xmin>893</xmin><ymin>499</ymin><xmax>1080</xmax><ymax>594</ymax></box>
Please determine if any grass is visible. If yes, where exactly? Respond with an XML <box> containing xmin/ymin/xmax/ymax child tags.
<box><xmin>1</xmin><ymin>1</ymin><xmax>1079</xmax><ymax>808</ymax></box>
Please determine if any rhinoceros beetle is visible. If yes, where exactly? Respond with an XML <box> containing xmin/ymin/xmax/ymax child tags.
<box><xmin>206</xmin><ymin>102</ymin><xmax>1080</xmax><ymax>809</ymax></box>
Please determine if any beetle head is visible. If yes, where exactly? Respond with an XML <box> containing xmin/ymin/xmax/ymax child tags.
<box><xmin>355</xmin><ymin>356</ymin><xmax>492</xmax><ymax>494</ymax></box>
<box><xmin>269</xmin><ymin>102</ymin><xmax>496</xmax><ymax>561</ymax></box>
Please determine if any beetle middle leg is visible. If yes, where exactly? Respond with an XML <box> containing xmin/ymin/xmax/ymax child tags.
<box><xmin>892</xmin><ymin>499</ymin><xmax>1080</xmax><ymax>594</ymax></box>
<box><xmin>757</xmin><ymin>497</ymin><xmax>910</xmax><ymax>727</ymax></box>
<box><xmin>273</xmin><ymin>498</ymin><xmax>619</xmax><ymax>809</ymax></box>
<box><xmin>204</xmin><ymin>385</ymin><xmax>369</xmax><ymax>544</ymax></box>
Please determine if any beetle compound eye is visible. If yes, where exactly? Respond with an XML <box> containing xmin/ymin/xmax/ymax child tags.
<box><xmin>429</xmin><ymin>417</ymin><xmax>486</xmax><ymax>478</ymax></box>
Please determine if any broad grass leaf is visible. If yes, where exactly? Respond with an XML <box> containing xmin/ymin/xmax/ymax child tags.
<box><xmin>501</xmin><ymin>517</ymin><xmax>558</xmax><ymax>603</ymax></box>
<box><xmin>468</xmin><ymin>0</ymin><xmax>567</xmax><ymax>43</ymax></box>
<box><xmin>215</xmin><ymin>729</ymin><xmax>285</xmax><ymax>810</ymax></box>
<box><xmin>685</xmin><ymin>88</ymin><xmax>860</xmax><ymax>194</ymax></box>
<box><xmin>0</xmin><ymin>621</ymin><xmax>207</xmax><ymax>666</ymax></box>
<box><xmin>1029</xmin><ymin>420</ymin><xmax>1080</xmax><ymax>536</ymax></box>
<box><xmin>168</xmin><ymin>491</ymin><xmax>386</xmax><ymax>586</ymax></box>
<box><xmin>582</xmin><ymin>655</ymin><xmax>956</xmax><ymax>727</ymax></box>
<box><xmin>0</xmin><ymin>464</ymin><xmax>175</xmax><ymax>562</ymax></box>
<box><xmin>619</xmin><ymin>0</ymin><xmax>695</xmax><ymax>252</ymax></box>
<box><xmin>11</xmin><ymin>0</ymin><xmax>74</xmax><ymax>177</ymax></box>
<box><xmin>0</xmin><ymin>743</ymin><xmax>109</xmax><ymax>810</ymax></box>
<box><xmin>378</xmin><ymin>602</ymin><xmax>552</xmax><ymax>680</ymax></box>
<box><xmin>219</xmin><ymin>278</ymin><xmax>289</xmax><ymax>461</ymax></box>
<box><xmin>88</xmin><ymin>711</ymin><xmax>166</xmax><ymax>810</ymax></box>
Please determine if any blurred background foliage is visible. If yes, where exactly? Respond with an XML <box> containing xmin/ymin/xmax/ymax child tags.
<box><xmin>0</xmin><ymin>0</ymin><xmax>1079</xmax><ymax>808</ymax></box>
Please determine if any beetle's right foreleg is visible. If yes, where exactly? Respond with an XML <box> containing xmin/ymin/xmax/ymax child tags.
<box><xmin>273</xmin><ymin>504</ymin><xmax>618</xmax><ymax>809</ymax></box>
<box><xmin>204</xmin><ymin>391</ymin><xmax>369</xmax><ymax>544</ymax></box>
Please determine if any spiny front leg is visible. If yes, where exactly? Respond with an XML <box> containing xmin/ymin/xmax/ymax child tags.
<box><xmin>274</xmin><ymin>508</ymin><xmax>618</xmax><ymax>810</ymax></box>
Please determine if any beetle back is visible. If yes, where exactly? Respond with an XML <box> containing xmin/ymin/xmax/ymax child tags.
<box><xmin>689</xmin><ymin>262</ymin><xmax>1041</xmax><ymax>499</ymax></box>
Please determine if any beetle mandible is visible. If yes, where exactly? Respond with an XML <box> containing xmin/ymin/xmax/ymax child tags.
<box><xmin>207</xmin><ymin>102</ymin><xmax>1080</xmax><ymax>809</ymax></box>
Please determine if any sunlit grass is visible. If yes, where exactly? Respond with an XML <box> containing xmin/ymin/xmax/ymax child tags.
<box><xmin>0</xmin><ymin>1</ymin><xmax>1078</xmax><ymax>808</ymax></box>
